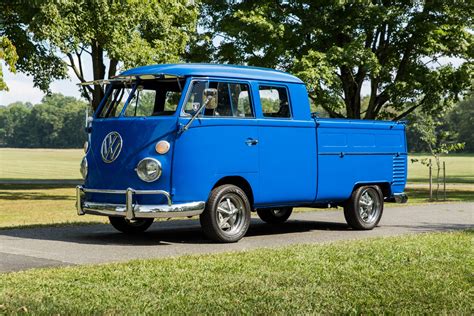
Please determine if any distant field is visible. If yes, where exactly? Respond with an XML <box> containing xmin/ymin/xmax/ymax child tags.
<box><xmin>408</xmin><ymin>153</ymin><xmax>474</xmax><ymax>184</ymax></box>
<box><xmin>0</xmin><ymin>148</ymin><xmax>83</xmax><ymax>180</ymax></box>
<box><xmin>1</xmin><ymin>148</ymin><xmax>473</xmax><ymax>184</ymax></box>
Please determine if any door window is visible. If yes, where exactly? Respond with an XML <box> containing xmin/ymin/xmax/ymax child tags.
<box><xmin>183</xmin><ymin>81</ymin><xmax>253</xmax><ymax>118</ymax></box>
<box><xmin>259</xmin><ymin>85</ymin><xmax>291</xmax><ymax>118</ymax></box>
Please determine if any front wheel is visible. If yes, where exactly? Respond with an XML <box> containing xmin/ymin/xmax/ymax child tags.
<box><xmin>200</xmin><ymin>184</ymin><xmax>251</xmax><ymax>243</ymax></box>
<box><xmin>257</xmin><ymin>207</ymin><xmax>293</xmax><ymax>224</ymax></box>
<box><xmin>344</xmin><ymin>186</ymin><xmax>383</xmax><ymax>230</ymax></box>
<box><xmin>109</xmin><ymin>217</ymin><xmax>154</xmax><ymax>234</ymax></box>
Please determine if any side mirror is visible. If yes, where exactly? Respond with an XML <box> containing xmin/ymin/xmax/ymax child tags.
<box><xmin>202</xmin><ymin>88</ymin><xmax>218</xmax><ymax>110</ymax></box>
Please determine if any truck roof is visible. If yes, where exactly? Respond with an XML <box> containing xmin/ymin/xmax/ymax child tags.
<box><xmin>120</xmin><ymin>63</ymin><xmax>304</xmax><ymax>84</ymax></box>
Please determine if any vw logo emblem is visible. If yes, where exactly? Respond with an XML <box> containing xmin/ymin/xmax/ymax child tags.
<box><xmin>101</xmin><ymin>131</ymin><xmax>123</xmax><ymax>163</ymax></box>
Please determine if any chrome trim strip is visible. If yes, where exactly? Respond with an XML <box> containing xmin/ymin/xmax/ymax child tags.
<box><xmin>76</xmin><ymin>186</ymin><xmax>205</xmax><ymax>219</ymax></box>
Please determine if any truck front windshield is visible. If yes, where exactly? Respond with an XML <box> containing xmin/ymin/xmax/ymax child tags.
<box><xmin>97</xmin><ymin>79</ymin><xmax>184</xmax><ymax>118</ymax></box>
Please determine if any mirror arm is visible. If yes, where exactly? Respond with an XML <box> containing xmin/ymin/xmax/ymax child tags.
<box><xmin>180</xmin><ymin>96</ymin><xmax>211</xmax><ymax>134</ymax></box>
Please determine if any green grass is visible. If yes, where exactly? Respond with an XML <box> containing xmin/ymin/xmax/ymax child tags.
<box><xmin>1</xmin><ymin>231</ymin><xmax>472</xmax><ymax>314</ymax></box>
<box><xmin>1</xmin><ymin>148</ymin><xmax>473</xmax><ymax>183</ymax></box>
<box><xmin>1</xmin><ymin>184</ymin><xmax>473</xmax><ymax>228</ymax></box>
<box><xmin>408</xmin><ymin>153</ymin><xmax>474</xmax><ymax>184</ymax></box>
<box><xmin>405</xmin><ymin>185</ymin><xmax>474</xmax><ymax>204</ymax></box>
<box><xmin>0</xmin><ymin>148</ymin><xmax>472</xmax><ymax>228</ymax></box>
<box><xmin>0</xmin><ymin>148</ymin><xmax>83</xmax><ymax>180</ymax></box>
<box><xmin>0</xmin><ymin>184</ymin><xmax>105</xmax><ymax>228</ymax></box>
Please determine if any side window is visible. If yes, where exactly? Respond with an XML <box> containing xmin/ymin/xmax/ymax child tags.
<box><xmin>230</xmin><ymin>84</ymin><xmax>252</xmax><ymax>117</ymax></box>
<box><xmin>183</xmin><ymin>81</ymin><xmax>253</xmax><ymax>118</ymax></box>
<box><xmin>259</xmin><ymin>85</ymin><xmax>291</xmax><ymax>118</ymax></box>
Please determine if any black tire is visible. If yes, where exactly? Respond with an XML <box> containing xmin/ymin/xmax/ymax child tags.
<box><xmin>109</xmin><ymin>216</ymin><xmax>154</xmax><ymax>234</ymax></box>
<box><xmin>256</xmin><ymin>207</ymin><xmax>293</xmax><ymax>224</ymax></box>
<box><xmin>200</xmin><ymin>184</ymin><xmax>251</xmax><ymax>243</ymax></box>
<box><xmin>344</xmin><ymin>185</ymin><xmax>384</xmax><ymax>230</ymax></box>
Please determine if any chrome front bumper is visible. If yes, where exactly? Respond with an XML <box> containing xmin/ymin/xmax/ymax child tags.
<box><xmin>76</xmin><ymin>186</ymin><xmax>205</xmax><ymax>220</ymax></box>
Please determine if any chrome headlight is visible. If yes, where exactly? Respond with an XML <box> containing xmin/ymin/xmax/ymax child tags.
<box><xmin>80</xmin><ymin>156</ymin><xmax>88</xmax><ymax>179</ymax></box>
<box><xmin>136</xmin><ymin>158</ymin><xmax>162</xmax><ymax>182</ymax></box>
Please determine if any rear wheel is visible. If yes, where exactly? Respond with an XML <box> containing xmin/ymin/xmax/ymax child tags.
<box><xmin>200</xmin><ymin>184</ymin><xmax>251</xmax><ymax>243</ymax></box>
<box><xmin>109</xmin><ymin>217</ymin><xmax>153</xmax><ymax>234</ymax></box>
<box><xmin>257</xmin><ymin>207</ymin><xmax>293</xmax><ymax>224</ymax></box>
<box><xmin>344</xmin><ymin>186</ymin><xmax>383</xmax><ymax>230</ymax></box>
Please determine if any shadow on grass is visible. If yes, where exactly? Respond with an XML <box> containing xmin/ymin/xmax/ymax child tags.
<box><xmin>0</xmin><ymin>183</ymin><xmax>76</xmax><ymax>201</ymax></box>
<box><xmin>408</xmin><ymin>177</ymin><xmax>474</xmax><ymax>184</ymax></box>
<box><xmin>405</xmin><ymin>188</ymin><xmax>474</xmax><ymax>203</ymax></box>
<box><xmin>0</xmin><ymin>218</ymin><xmax>349</xmax><ymax>246</ymax></box>
<box><xmin>0</xmin><ymin>191</ymin><xmax>75</xmax><ymax>201</ymax></box>
<box><xmin>0</xmin><ymin>183</ymin><xmax>77</xmax><ymax>190</ymax></box>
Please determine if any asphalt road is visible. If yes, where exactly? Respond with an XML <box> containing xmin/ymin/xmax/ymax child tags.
<box><xmin>1</xmin><ymin>202</ymin><xmax>473</xmax><ymax>273</ymax></box>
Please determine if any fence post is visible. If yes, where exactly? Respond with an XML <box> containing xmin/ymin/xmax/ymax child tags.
<box><xmin>443</xmin><ymin>161</ymin><xmax>446</xmax><ymax>201</ymax></box>
<box><xmin>429</xmin><ymin>159</ymin><xmax>433</xmax><ymax>201</ymax></box>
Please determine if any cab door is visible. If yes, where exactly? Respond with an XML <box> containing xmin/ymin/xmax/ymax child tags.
<box><xmin>172</xmin><ymin>79</ymin><xmax>259</xmax><ymax>203</ymax></box>
<box><xmin>254</xmin><ymin>83</ymin><xmax>316</xmax><ymax>206</ymax></box>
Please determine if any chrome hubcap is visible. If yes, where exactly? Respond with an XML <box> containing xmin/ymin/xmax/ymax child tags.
<box><xmin>216</xmin><ymin>193</ymin><xmax>245</xmax><ymax>234</ymax></box>
<box><xmin>358</xmin><ymin>189</ymin><xmax>380</xmax><ymax>224</ymax></box>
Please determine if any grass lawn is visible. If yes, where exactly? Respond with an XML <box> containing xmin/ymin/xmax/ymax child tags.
<box><xmin>408</xmin><ymin>153</ymin><xmax>474</xmax><ymax>184</ymax></box>
<box><xmin>1</xmin><ymin>184</ymin><xmax>473</xmax><ymax>228</ymax></box>
<box><xmin>0</xmin><ymin>148</ymin><xmax>83</xmax><ymax>180</ymax></box>
<box><xmin>1</xmin><ymin>148</ymin><xmax>473</xmax><ymax>183</ymax></box>
<box><xmin>0</xmin><ymin>148</ymin><xmax>472</xmax><ymax>228</ymax></box>
<box><xmin>0</xmin><ymin>184</ymin><xmax>105</xmax><ymax>228</ymax></box>
<box><xmin>1</xmin><ymin>231</ymin><xmax>472</xmax><ymax>314</ymax></box>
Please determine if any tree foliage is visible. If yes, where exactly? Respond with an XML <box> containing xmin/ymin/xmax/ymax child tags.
<box><xmin>1</xmin><ymin>0</ymin><xmax>198</xmax><ymax>109</ymax></box>
<box><xmin>0</xmin><ymin>36</ymin><xmax>18</xmax><ymax>91</ymax></box>
<box><xmin>0</xmin><ymin>94</ymin><xmax>87</xmax><ymax>148</ymax></box>
<box><xmin>0</xmin><ymin>3</ymin><xmax>67</xmax><ymax>91</ymax></box>
<box><xmin>196</xmin><ymin>0</ymin><xmax>473</xmax><ymax>119</ymax></box>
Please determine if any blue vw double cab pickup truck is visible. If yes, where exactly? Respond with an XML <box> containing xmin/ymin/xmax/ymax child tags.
<box><xmin>76</xmin><ymin>64</ymin><xmax>407</xmax><ymax>243</ymax></box>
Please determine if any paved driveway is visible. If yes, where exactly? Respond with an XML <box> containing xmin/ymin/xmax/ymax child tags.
<box><xmin>1</xmin><ymin>202</ymin><xmax>473</xmax><ymax>273</ymax></box>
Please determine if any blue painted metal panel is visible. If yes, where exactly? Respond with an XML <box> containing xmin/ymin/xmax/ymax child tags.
<box><xmin>84</xmin><ymin>117</ymin><xmax>177</xmax><ymax>205</ymax></box>
<box><xmin>315</xmin><ymin>118</ymin><xmax>407</xmax><ymax>201</ymax></box>
<box><xmin>255</xmin><ymin>119</ymin><xmax>317</xmax><ymax>205</ymax></box>
<box><xmin>171</xmin><ymin>117</ymin><xmax>259</xmax><ymax>204</ymax></box>
<box><xmin>121</xmin><ymin>63</ymin><xmax>304</xmax><ymax>84</ymax></box>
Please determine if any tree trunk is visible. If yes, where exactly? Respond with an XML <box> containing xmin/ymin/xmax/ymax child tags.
<box><xmin>91</xmin><ymin>41</ymin><xmax>106</xmax><ymax>111</ymax></box>
<box><xmin>108</xmin><ymin>58</ymin><xmax>118</xmax><ymax>79</ymax></box>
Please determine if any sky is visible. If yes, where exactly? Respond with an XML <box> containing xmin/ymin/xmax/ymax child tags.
<box><xmin>0</xmin><ymin>56</ymin><xmax>465</xmax><ymax>106</ymax></box>
<box><xmin>0</xmin><ymin>54</ymin><xmax>94</xmax><ymax>106</ymax></box>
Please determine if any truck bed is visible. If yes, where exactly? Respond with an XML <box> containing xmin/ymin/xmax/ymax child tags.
<box><xmin>314</xmin><ymin>118</ymin><xmax>407</xmax><ymax>203</ymax></box>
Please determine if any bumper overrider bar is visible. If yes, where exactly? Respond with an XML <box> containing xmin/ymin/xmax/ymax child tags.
<box><xmin>76</xmin><ymin>186</ymin><xmax>205</xmax><ymax>220</ymax></box>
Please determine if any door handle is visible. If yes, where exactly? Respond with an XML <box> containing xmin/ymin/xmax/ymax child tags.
<box><xmin>245</xmin><ymin>138</ymin><xmax>259</xmax><ymax>146</ymax></box>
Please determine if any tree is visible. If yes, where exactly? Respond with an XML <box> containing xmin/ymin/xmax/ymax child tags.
<box><xmin>196</xmin><ymin>1</ymin><xmax>473</xmax><ymax>119</ymax></box>
<box><xmin>1</xmin><ymin>3</ymin><xmax>67</xmax><ymax>92</ymax></box>
<box><xmin>447</xmin><ymin>96</ymin><xmax>474</xmax><ymax>152</ymax></box>
<box><xmin>0</xmin><ymin>36</ymin><xmax>18</xmax><ymax>91</ymax></box>
<box><xmin>0</xmin><ymin>94</ymin><xmax>88</xmax><ymax>148</ymax></box>
<box><xmin>1</xmin><ymin>0</ymin><xmax>198</xmax><ymax>109</ymax></box>
<box><xmin>409</xmin><ymin>109</ymin><xmax>464</xmax><ymax>199</ymax></box>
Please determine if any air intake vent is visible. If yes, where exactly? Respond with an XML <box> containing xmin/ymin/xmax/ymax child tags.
<box><xmin>393</xmin><ymin>155</ymin><xmax>406</xmax><ymax>185</ymax></box>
